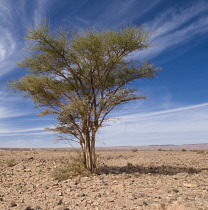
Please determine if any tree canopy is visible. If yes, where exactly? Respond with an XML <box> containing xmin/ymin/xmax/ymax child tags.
<box><xmin>10</xmin><ymin>22</ymin><xmax>159</xmax><ymax>172</ymax></box>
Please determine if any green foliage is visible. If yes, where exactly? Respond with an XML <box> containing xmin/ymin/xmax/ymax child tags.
<box><xmin>9</xmin><ymin>21</ymin><xmax>159</xmax><ymax>172</ymax></box>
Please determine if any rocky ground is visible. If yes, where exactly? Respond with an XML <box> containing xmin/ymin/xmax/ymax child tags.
<box><xmin>0</xmin><ymin>149</ymin><xmax>208</xmax><ymax>210</ymax></box>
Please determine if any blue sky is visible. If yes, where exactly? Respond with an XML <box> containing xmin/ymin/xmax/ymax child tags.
<box><xmin>0</xmin><ymin>0</ymin><xmax>208</xmax><ymax>148</ymax></box>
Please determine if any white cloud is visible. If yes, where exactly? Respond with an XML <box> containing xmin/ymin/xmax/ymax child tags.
<box><xmin>0</xmin><ymin>0</ymin><xmax>207</xmax><ymax>148</ymax></box>
<box><xmin>75</xmin><ymin>0</ymin><xmax>161</xmax><ymax>28</ymax></box>
<box><xmin>0</xmin><ymin>0</ymin><xmax>52</xmax><ymax>77</ymax></box>
<box><xmin>0</xmin><ymin>89</ymin><xmax>29</xmax><ymax>119</ymax></box>
<box><xmin>98</xmin><ymin>102</ymin><xmax>208</xmax><ymax>146</ymax></box>
<box><xmin>0</xmin><ymin>127</ymin><xmax>51</xmax><ymax>136</ymax></box>
<box><xmin>33</xmin><ymin>0</ymin><xmax>51</xmax><ymax>27</ymax></box>
<box><xmin>0</xmin><ymin>0</ymin><xmax>19</xmax><ymax>75</ymax></box>
<box><xmin>0</xmin><ymin>26</ymin><xmax>17</xmax><ymax>76</ymax></box>
<box><xmin>147</xmin><ymin>1</ymin><xmax>208</xmax><ymax>39</ymax></box>
<box><xmin>0</xmin><ymin>0</ymin><xmax>12</xmax><ymax>24</ymax></box>
<box><xmin>0</xmin><ymin>106</ymin><xmax>28</xmax><ymax>119</ymax></box>
<box><xmin>130</xmin><ymin>1</ymin><xmax>208</xmax><ymax>60</ymax></box>
<box><xmin>0</xmin><ymin>137</ymin><xmax>70</xmax><ymax>148</ymax></box>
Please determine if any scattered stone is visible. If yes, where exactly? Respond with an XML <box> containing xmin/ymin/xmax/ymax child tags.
<box><xmin>43</xmin><ymin>185</ymin><xmax>49</xmax><ymax>189</ymax></box>
<box><xmin>172</xmin><ymin>188</ymin><xmax>179</xmax><ymax>193</ymax></box>
<box><xmin>174</xmin><ymin>172</ymin><xmax>189</xmax><ymax>179</ymax></box>
<box><xmin>137</xmin><ymin>201</ymin><xmax>148</xmax><ymax>206</ymax></box>
<box><xmin>13</xmin><ymin>164</ymin><xmax>26</xmax><ymax>170</ymax></box>
<box><xmin>56</xmin><ymin>198</ymin><xmax>63</xmax><ymax>205</ymax></box>
<box><xmin>0</xmin><ymin>150</ymin><xmax>207</xmax><ymax>209</ymax></box>
<box><xmin>58</xmin><ymin>191</ymin><xmax>63</xmax><ymax>196</ymax></box>
<box><xmin>9</xmin><ymin>201</ymin><xmax>17</xmax><ymax>207</ymax></box>
<box><xmin>183</xmin><ymin>183</ymin><xmax>198</xmax><ymax>188</ymax></box>
<box><xmin>97</xmin><ymin>193</ymin><xmax>102</xmax><ymax>198</ymax></box>
<box><xmin>18</xmin><ymin>204</ymin><xmax>33</xmax><ymax>210</ymax></box>
<box><xmin>132</xmin><ymin>192</ymin><xmax>146</xmax><ymax>199</ymax></box>
<box><xmin>34</xmin><ymin>206</ymin><xmax>42</xmax><ymax>210</ymax></box>
<box><xmin>54</xmin><ymin>206</ymin><xmax>69</xmax><ymax>210</ymax></box>
<box><xmin>132</xmin><ymin>192</ymin><xmax>139</xmax><ymax>199</ymax></box>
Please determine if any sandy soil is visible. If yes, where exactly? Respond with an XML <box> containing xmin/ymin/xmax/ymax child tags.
<box><xmin>0</xmin><ymin>149</ymin><xmax>208</xmax><ymax>210</ymax></box>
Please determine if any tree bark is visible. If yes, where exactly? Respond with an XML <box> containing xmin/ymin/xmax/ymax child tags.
<box><xmin>83</xmin><ymin>131</ymin><xmax>97</xmax><ymax>173</ymax></box>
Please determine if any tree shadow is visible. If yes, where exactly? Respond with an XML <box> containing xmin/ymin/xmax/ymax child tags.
<box><xmin>98</xmin><ymin>164</ymin><xmax>205</xmax><ymax>175</ymax></box>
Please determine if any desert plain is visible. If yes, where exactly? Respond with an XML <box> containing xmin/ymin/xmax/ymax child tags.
<box><xmin>0</xmin><ymin>147</ymin><xmax>208</xmax><ymax>210</ymax></box>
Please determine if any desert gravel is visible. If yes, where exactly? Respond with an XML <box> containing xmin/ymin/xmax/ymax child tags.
<box><xmin>0</xmin><ymin>149</ymin><xmax>208</xmax><ymax>209</ymax></box>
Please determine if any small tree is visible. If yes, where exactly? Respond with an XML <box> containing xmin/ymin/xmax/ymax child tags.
<box><xmin>10</xmin><ymin>22</ymin><xmax>159</xmax><ymax>173</ymax></box>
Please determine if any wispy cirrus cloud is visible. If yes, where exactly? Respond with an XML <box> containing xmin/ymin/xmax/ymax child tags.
<box><xmin>0</xmin><ymin>89</ymin><xmax>29</xmax><ymax>119</ymax></box>
<box><xmin>0</xmin><ymin>0</ymin><xmax>51</xmax><ymax>77</ymax></box>
<box><xmin>0</xmin><ymin>3</ymin><xmax>17</xmax><ymax>76</ymax></box>
<box><xmin>71</xmin><ymin>0</ymin><xmax>161</xmax><ymax>29</ymax></box>
<box><xmin>0</xmin><ymin>87</ymin><xmax>53</xmax><ymax>130</ymax></box>
<box><xmin>94</xmin><ymin>0</ymin><xmax>160</xmax><ymax>26</ymax></box>
<box><xmin>0</xmin><ymin>126</ymin><xmax>47</xmax><ymax>136</ymax></box>
<box><xmin>1</xmin><ymin>101</ymin><xmax>207</xmax><ymax>147</ymax></box>
<box><xmin>131</xmin><ymin>1</ymin><xmax>208</xmax><ymax>60</ymax></box>
<box><xmin>99</xmin><ymin>102</ymin><xmax>208</xmax><ymax>146</ymax></box>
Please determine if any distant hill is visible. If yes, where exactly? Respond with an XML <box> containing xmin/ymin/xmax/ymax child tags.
<box><xmin>1</xmin><ymin>143</ymin><xmax>208</xmax><ymax>151</ymax></box>
<box><xmin>96</xmin><ymin>143</ymin><xmax>208</xmax><ymax>151</ymax></box>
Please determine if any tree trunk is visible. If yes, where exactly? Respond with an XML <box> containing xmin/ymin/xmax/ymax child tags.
<box><xmin>83</xmin><ymin>132</ymin><xmax>97</xmax><ymax>173</ymax></box>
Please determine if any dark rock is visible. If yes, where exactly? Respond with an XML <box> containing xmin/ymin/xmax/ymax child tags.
<box><xmin>173</xmin><ymin>188</ymin><xmax>179</xmax><ymax>193</ymax></box>
<box><xmin>54</xmin><ymin>206</ymin><xmax>69</xmax><ymax>210</ymax></box>
<box><xmin>97</xmin><ymin>193</ymin><xmax>102</xmax><ymax>198</ymax></box>
<box><xmin>56</xmin><ymin>198</ymin><xmax>63</xmax><ymax>205</ymax></box>
<box><xmin>18</xmin><ymin>204</ymin><xmax>33</xmax><ymax>210</ymax></box>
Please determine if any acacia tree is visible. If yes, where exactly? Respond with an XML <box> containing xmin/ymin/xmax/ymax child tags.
<box><xmin>10</xmin><ymin>22</ymin><xmax>159</xmax><ymax>173</ymax></box>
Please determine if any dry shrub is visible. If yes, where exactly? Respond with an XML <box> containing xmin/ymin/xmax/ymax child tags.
<box><xmin>132</xmin><ymin>148</ymin><xmax>138</xmax><ymax>152</ymax></box>
<box><xmin>52</xmin><ymin>155</ymin><xmax>91</xmax><ymax>180</ymax></box>
<box><xmin>127</xmin><ymin>162</ymin><xmax>133</xmax><ymax>168</ymax></box>
<box><xmin>191</xmin><ymin>150</ymin><xmax>198</xmax><ymax>152</ymax></box>
<box><xmin>6</xmin><ymin>158</ymin><xmax>16</xmax><ymax>167</ymax></box>
<box><xmin>197</xmin><ymin>150</ymin><xmax>204</xmax><ymax>154</ymax></box>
